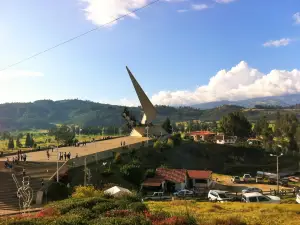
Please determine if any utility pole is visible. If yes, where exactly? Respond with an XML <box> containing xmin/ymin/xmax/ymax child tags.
<box><xmin>270</xmin><ymin>153</ymin><xmax>283</xmax><ymax>194</ymax></box>
<box><xmin>56</xmin><ymin>143</ymin><xmax>59</xmax><ymax>183</ymax></box>
<box><xmin>84</xmin><ymin>157</ymin><xmax>87</xmax><ymax>186</ymax></box>
<box><xmin>146</xmin><ymin>126</ymin><xmax>149</xmax><ymax>146</ymax></box>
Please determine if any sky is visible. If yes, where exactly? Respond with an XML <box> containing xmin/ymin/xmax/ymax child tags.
<box><xmin>0</xmin><ymin>0</ymin><xmax>300</xmax><ymax>106</ymax></box>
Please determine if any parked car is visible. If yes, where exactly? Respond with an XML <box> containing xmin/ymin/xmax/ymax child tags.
<box><xmin>256</xmin><ymin>177</ymin><xmax>264</xmax><ymax>184</ymax></box>
<box><xmin>268</xmin><ymin>177</ymin><xmax>277</xmax><ymax>185</ymax></box>
<box><xmin>143</xmin><ymin>192</ymin><xmax>170</xmax><ymax>201</ymax></box>
<box><xmin>173</xmin><ymin>189</ymin><xmax>194</xmax><ymax>197</ymax></box>
<box><xmin>242</xmin><ymin>174</ymin><xmax>255</xmax><ymax>183</ymax></box>
<box><xmin>241</xmin><ymin>192</ymin><xmax>281</xmax><ymax>204</ymax></box>
<box><xmin>231</xmin><ymin>176</ymin><xmax>241</xmax><ymax>183</ymax></box>
<box><xmin>279</xmin><ymin>178</ymin><xmax>289</xmax><ymax>187</ymax></box>
<box><xmin>242</xmin><ymin>187</ymin><xmax>263</xmax><ymax>194</ymax></box>
<box><xmin>296</xmin><ymin>193</ymin><xmax>300</xmax><ymax>204</ymax></box>
<box><xmin>208</xmin><ymin>190</ymin><xmax>233</xmax><ymax>202</ymax></box>
<box><xmin>268</xmin><ymin>177</ymin><xmax>289</xmax><ymax>186</ymax></box>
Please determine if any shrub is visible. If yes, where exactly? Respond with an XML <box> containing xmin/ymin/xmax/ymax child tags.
<box><xmin>91</xmin><ymin>215</ymin><xmax>151</xmax><ymax>225</ymax></box>
<box><xmin>72</xmin><ymin>185</ymin><xmax>103</xmax><ymax>198</ymax></box>
<box><xmin>67</xmin><ymin>207</ymin><xmax>93</xmax><ymax>220</ymax></box>
<box><xmin>47</xmin><ymin>182</ymin><xmax>69</xmax><ymax>201</ymax></box>
<box><xmin>50</xmin><ymin>197</ymin><xmax>108</xmax><ymax>214</ymax></box>
<box><xmin>171</xmin><ymin>134</ymin><xmax>182</xmax><ymax>146</ymax></box>
<box><xmin>166</xmin><ymin>139</ymin><xmax>174</xmax><ymax>149</ymax></box>
<box><xmin>51</xmin><ymin>214</ymin><xmax>87</xmax><ymax>225</ymax></box>
<box><xmin>213</xmin><ymin>217</ymin><xmax>246</xmax><ymax>225</ymax></box>
<box><xmin>114</xmin><ymin>152</ymin><xmax>122</xmax><ymax>164</ymax></box>
<box><xmin>154</xmin><ymin>140</ymin><xmax>163</xmax><ymax>149</ymax></box>
<box><xmin>101</xmin><ymin>167</ymin><xmax>113</xmax><ymax>177</ymax></box>
<box><xmin>120</xmin><ymin>163</ymin><xmax>143</xmax><ymax>185</ymax></box>
<box><xmin>35</xmin><ymin>207</ymin><xmax>59</xmax><ymax>218</ymax></box>
<box><xmin>145</xmin><ymin>169</ymin><xmax>155</xmax><ymax>178</ymax></box>
<box><xmin>129</xmin><ymin>202</ymin><xmax>148</xmax><ymax>213</ymax></box>
<box><xmin>92</xmin><ymin>202</ymin><xmax>117</xmax><ymax>214</ymax></box>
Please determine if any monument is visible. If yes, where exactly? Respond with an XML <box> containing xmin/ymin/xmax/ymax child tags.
<box><xmin>125</xmin><ymin>66</ymin><xmax>168</xmax><ymax>138</ymax></box>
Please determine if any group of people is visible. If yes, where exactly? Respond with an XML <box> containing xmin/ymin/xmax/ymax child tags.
<box><xmin>17</xmin><ymin>150</ymin><xmax>27</xmax><ymax>162</ymax></box>
<box><xmin>58</xmin><ymin>152</ymin><xmax>71</xmax><ymax>161</ymax></box>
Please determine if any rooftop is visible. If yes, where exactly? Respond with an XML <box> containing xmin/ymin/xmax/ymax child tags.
<box><xmin>188</xmin><ymin>131</ymin><xmax>216</xmax><ymax>136</ymax></box>
<box><xmin>155</xmin><ymin>168</ymin><xmax>212</xmax><ymax>183</ymax></box>
<box><xmin>188</xmin><ymin>170</ymin><xmax>212</xmax><ymax>179</ymax></box>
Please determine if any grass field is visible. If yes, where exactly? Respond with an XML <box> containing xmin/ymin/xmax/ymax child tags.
<box><xmin>146</xmin><ymin>200</ymin><xmax>300</xmax><ymax>225</ymax></box>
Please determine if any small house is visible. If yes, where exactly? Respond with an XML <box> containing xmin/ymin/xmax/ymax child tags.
<box><xmin>187</xmin><ymin>131</ymin><xmax>216</xmax><ymax>142</ymax></box>
<box><xmin>215</xmin><ymin>135</ymin><xmax>237</xmax><ymax>144</ymax></box>
<box><xmin>142</xmin><ymin>168</ymin><xmax>213</xmax><ymax>192</ymax></box>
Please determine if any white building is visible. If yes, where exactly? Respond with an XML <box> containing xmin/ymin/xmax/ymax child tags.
<box><xmin>215</xmin><ymin>135</ymin><xmax>237</xmax><ymax>145</ymax></box>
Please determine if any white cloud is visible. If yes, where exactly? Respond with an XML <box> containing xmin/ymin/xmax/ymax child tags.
<box><xmin>149</xmin><ymin>61</ymin><xmax>300</xmax><ymax>105</ymax></box>
<box><xmin>81</xmin><ymin>0</ymin><xmax>187</xmax><ymax>26</ymax></box>
<box><xmin>293</xmin><ymin>12</ymin><xmax>300</xmax><ymax>25</ymax></box>
<box><xmin>119</xmin><ymin>98</ymin><xmax>139</xmax><ymax>106</ymax></box>
<box><xmin>81</xmin><ymin>0</ymin><xmax>148</xmax><ymax>26</ymax></box>
<box><xmin>191</xmin><ymin>4</ymin><xmax>209</xmax><ymax>11</ymax></box>
<box><xmin>263</xmin><ymin>38</ymin><xmax>292</xmax><ymax>47</ymax></box>
<box><xmin>215</xmin><ymin>0</ymin><xmax>237</xmax><ymax>3</ymax></box>
<box><xmin>0</xmin><ymin>70</ymin><xmax>43</xmax><ymax>80</ymax></box>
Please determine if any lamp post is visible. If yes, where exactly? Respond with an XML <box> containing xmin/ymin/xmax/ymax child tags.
<box><xmin>145</xmin><ymin>126</ymin><xmax>149</xmax><ymax>145</ymax></box>
<box><xmin>56</xmin><ymin>144</ymin><xmax>59</xmax><ymax>183</ymax></box>
<box><xmin>270</xmin><ymin>152</ymin><xmax>283</xmax><ymax>194</ymax></box>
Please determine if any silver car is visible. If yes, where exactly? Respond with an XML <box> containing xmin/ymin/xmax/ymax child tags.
<box><xmin>242</xmin><ymin>187</ymin><xmax>263</xmax><ymax>194</ymax></box>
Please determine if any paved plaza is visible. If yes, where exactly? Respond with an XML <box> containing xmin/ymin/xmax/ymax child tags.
<box><xmin>1</xmin><ymin>136</ymin><xmax>148</xmax><ymax>163</ymax></box>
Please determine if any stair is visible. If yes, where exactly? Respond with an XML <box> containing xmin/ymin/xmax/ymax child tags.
<box><xmin>0</xmin><ymin>161</ymin><xmax>63</xmax><ymax>212</ymax></box>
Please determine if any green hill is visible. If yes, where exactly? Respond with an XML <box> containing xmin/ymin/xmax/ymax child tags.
<box><xmin>0</xmin><ymin>100</ymin><xmax>202</xmax><ymax>131</ymax></box>
<box><xmin>0</xmin><ymin>100</ymin><xmax>300</xmax><ymax>131</ymax></box>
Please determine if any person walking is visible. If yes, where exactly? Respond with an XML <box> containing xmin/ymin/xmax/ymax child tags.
<box><xmin>64</xmin><ymin>152</ymin><xmax>67</xmax><ymax>161</ymax></box>
<box><xmin>68</xmin><ymin>152</ymin><xmax>71</xmax><ymax>160</ymax></box>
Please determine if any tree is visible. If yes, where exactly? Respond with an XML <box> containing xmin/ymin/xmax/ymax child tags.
<box><xmin>8</xmin><ymin>138</ymin><xmax>14</xmax><ymax>149</ymax></box>
<box><xmin>162</xmin><ymin>118</ymin><xmax>172</xmax><ymax>134</ymax></box>
<box><xmin>49</xmin><ymin>125</ymin><xmax>75</xmax><ymax>145</ymax></box>
<box><xmin>219</xmin><ymin>112</ymin><xmax>252</xmax><ymax>137</ymax></box>
<box><xmin>16</xmin><ymin>137</ymin><xmax>22</xmax><ymax>148</ymax></box>
<box><xmin>25</xmin><ymin>133</ymin><xmax>34</xmax><ymax>148</ymax></box>
<box><xmin>253</xmin><ymin>116</ymin><xmax>269</xmax><ymax>137</ymax></box>
<box><xmin>274</xmin><ymin>112</ymin><xmax>299</xmax><ymax>152</ymax></box>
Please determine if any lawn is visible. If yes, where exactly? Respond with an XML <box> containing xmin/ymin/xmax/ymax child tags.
<box><xmin>146</xmin><ymin>200</ymin><xmax>300</xmax><ymax>225</ymax></box>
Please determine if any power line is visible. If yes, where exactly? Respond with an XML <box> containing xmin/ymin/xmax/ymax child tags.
<box><xmin>0</xmin><ymin>0</ymin><xmax>161</xmax><ymax>72</ymax></box>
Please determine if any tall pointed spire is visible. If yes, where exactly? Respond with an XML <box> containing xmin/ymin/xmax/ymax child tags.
<box><xmin>126</xmin><ymin>66</ymin><xmax>157</xmax><ymax>124</ymax></box>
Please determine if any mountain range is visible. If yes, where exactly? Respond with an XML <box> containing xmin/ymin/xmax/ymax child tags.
<box><xmin>192</xmin><ymin>94</ymin><xmax>300</xmax><ymax>109</ymax></box>
<box><xmin>1</xmin><ymin>94</ymin><xmax>300</xmax><ymax>131</ymax></box>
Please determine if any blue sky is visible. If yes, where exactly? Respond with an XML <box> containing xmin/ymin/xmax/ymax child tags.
<box><xmin>0</xmin><ymin>0</ymin><xmax>300</xmax><ymax>105</ymax></box>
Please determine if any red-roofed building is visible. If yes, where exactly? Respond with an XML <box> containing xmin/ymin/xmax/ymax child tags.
<box><xmin>187</xmin><ymin>131</ymin><xmax>216</xmax><ymax>142</ymax></box>
<box><xmin>142</xmin><ymin>168</ymin><xmax>213</xmax><ymax>191</ymax></box>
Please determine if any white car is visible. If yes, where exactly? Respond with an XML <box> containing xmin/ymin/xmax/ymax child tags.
<box><xmin>242</xmin><ymin>187</ymin><xmax>263</xmax><ymax>194</ymax></box>
<box><xmin>208</xmin><ymin>190</ymin><xmax>233</xmax><ymax>202</ymax></box>
<box><xmin>241</xmin><ymin>192</ymin><xmax>280</xmax><ymax>204</ymax></box>
<box><xmin>296</xmin><ymin>193</ymin><xmax>300</xmax><ymax>204</ymax></box>
<box><xmin>144</xmin><ymin>192</ymin><xmax>170</xmax><ymax>201</ymax></box>
<box><xmin>173</xmin><ymin>189</ymin><xmax>194</xmax><ymax>197</ymax></box>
